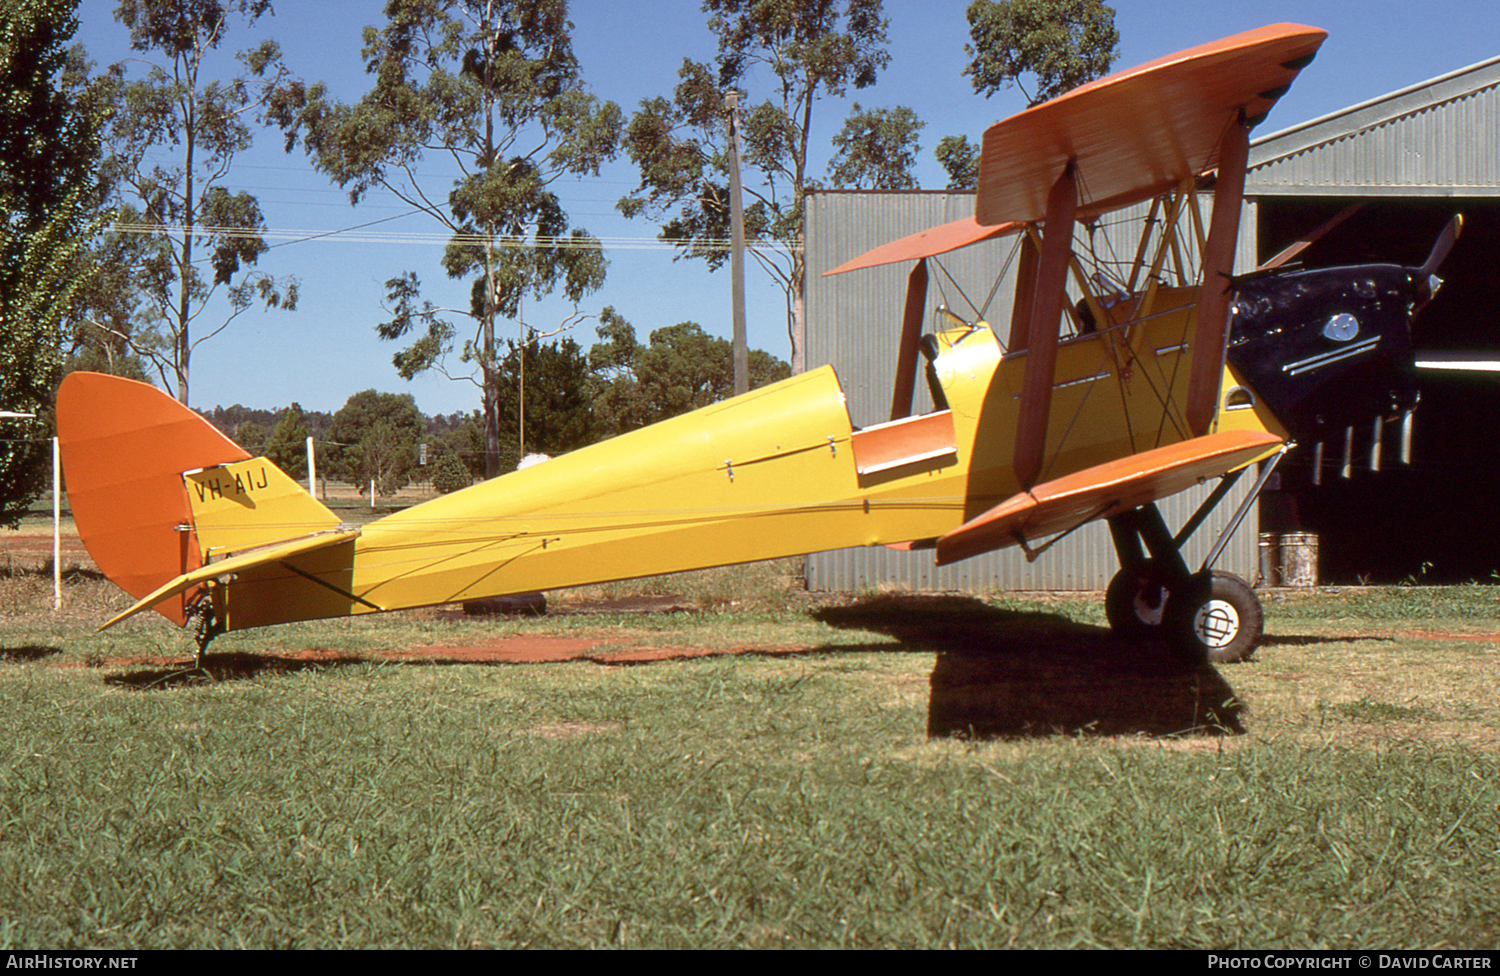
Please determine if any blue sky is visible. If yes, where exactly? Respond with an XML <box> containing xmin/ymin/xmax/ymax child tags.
<box><xmin>72</xmin><ymin>0</ymin><xmax>1500</xmax><ymax>416</ymax></box>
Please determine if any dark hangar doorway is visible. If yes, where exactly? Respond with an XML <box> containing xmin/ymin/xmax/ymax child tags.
<box><xmin>1254</xmin><ymin>198</ymin><xmax>1500</xmax><ymax>584</ymax></box>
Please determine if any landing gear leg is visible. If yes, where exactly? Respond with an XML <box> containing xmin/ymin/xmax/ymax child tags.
<box><xmin>184</xmin><ymin>593</ymin><xmax>224</xmax><ymax>671</ymax></box>
<box><xmin>1105</xmin><ymin>496</ymin><xmax>1265</xmax><ymax>664</ymax></box>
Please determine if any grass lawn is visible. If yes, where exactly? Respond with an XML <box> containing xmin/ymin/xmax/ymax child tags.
<box><xmin>0</xmin><ymin>555</ymin><xmax>1496</xmax><ymax>949</ymax></box>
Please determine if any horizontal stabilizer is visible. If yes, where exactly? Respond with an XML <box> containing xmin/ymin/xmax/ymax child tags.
<box><xmin>935</xmin><ymin>430</ymin><xmax>1283</xmax><ymax>565</ymax></box>
<box><xmin>186</xmin><ymin>456</ymin><xmax>343</xmax><ymax>557</ymax></box>
<box><xmin>101</xmin><ymin>527</ymin><xmax>362</xmax><ymax>631</ymax></box>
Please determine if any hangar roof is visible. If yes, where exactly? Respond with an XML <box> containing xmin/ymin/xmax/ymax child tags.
<box><xmin>1248</xmin><ymin>55</ymin><xmax>1500</xmax><ymax>195</ymax></box>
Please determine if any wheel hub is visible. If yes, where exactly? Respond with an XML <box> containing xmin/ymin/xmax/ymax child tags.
<box><xmin>1132</xmin><ymin>588</ymin><xmax>1166</xmax><ymax>626</ymax></box>
<box><xmin>1193</xmin><ymin>599</ymin><xmax>1240</xmax><ymax>648</ymax></box>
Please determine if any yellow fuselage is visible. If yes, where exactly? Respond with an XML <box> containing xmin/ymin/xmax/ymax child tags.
<box><xmin>217</xmin><ymin>293</ymin><xmax>1282</xmax><ymax>630</ymax></box>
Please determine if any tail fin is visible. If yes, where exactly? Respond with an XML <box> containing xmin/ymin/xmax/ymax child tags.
<box><xmin>56</xmin><ymin>373</ymin><xmax>335</xmax><ymax>625</ymax></box>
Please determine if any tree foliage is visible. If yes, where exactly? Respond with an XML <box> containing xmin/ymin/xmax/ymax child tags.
<box><xmin>327</xmin><ymin>390</ymin><xmax>426</xmax><ymax>496</ymax></box>
<box><xmin>0</xmin><ymin>0</ymin><xmax>101</xmax><ymax>526</ymax></box>
<box><xmin>426</xmin><ymin>409</ymin><xmax>486</xmax><ymax>481</ymax></box>
<box><xmin>493</xmin><ymin>331</ymin><xmax>598</xmax><ymax>459</ymax></box>
<box><xmin>589</xmin><ymin>306</ymin><xmax>790</xmax><ymax>434</ymax></box>
<box><xmin>828</xmin><ymin>104</ymin><xmax>924</xmax><ymax>190</ymax></box>
<box><xmin>232</xmin><ymin>418</ymin><xmax>267</xmax><ymax>455</ymax></box>
<box><xmin>934</xmin><ymin>134</ymin><xmax>981</xmax><ymax>190</ymax></box>
<box><xmin>617</xmin><ymin>0</ymin><xmax>914</xmax><ymax>374</ymax></box>
<box><xmin>963</xmin><ymin>0</ymin><xmax>1119</xmax><ymax>106</ymax></box>
<box><xmin>0</xmin><ymin>0</ymin><xmax>97</xmax><ymax>224</ymax></box>
<box><xmin>263</xmin><ymin>403</ymin><xmax>310</xmax><ymax>479</ymax></box>
<box><xmin>76</xmin><ymin>0</ymin><xmax>299</xmax><ymax>405</ymax></box>
<box><xmin>430</xmin><ymin>452</ymin><xmax>473</xmax><ymax>494</ymax></box>
<box><xmin>275</xmin><ymin>0</ymin><xmax>623</xmax><ymax>477</ymax></box>
<box><xmin>934</xmin><ymin>1</ymin><xmax>1118</xmax><ymax>189</ymax></box>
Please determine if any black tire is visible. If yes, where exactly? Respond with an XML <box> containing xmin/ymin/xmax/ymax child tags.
<box><xmin>1163</xmin><ymin>570</ymin><xmax>1262</xmax><ymax>664</ymax></box>
<box><xmin>1105</xmin><ymin>560</ymin><xmax>1171</xmax><ymax>639</ymax></box>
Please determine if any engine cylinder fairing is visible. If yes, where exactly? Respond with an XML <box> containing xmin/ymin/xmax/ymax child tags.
<box><xmin>1225</xmin><ymin>265</ymin><xmax>1422</xmax><ymax>442</ymax></box>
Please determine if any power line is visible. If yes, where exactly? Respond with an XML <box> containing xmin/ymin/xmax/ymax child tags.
<box><xmin>107</xmin><ymin>221</ymin><xmax>801</xmax><ymax>253</ymax></box>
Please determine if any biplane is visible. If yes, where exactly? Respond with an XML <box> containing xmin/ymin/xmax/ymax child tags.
<box><xmin>58</xmin><ymin>23</ymin><xmax>1458</xmax><ymax>667</ymax></box>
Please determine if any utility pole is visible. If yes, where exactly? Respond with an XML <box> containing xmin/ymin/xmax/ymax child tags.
<box><xmin>726</xmin><ymin>91</ymin><xmax>749</xmax><ymax>396</ymax></box>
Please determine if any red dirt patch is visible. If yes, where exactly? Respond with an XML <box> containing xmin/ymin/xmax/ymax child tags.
<box><xmin>87</xmin><ymin>638</ymin><xmax>816</xmax><ymax>674</ymax></box>
<box><xmin>395</xmin><ymin>636</ymin><xmax>608</xmax><ymax>663</ymax></box>
<box><xmin>1395</xmin><ymin>628</ymin><xmax>1500</xmax><ymax>644</ymax></box>
<box><xmin>389</xmin><ymin>636</ymin><xmax>809</xmax><ymax>665</ymax></box>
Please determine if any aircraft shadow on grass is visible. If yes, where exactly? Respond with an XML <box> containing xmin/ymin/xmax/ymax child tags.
<box><xmin>1</xmin><ymin>644</ymin><xmax>63</xmax><ymax>663</ymax></box>
<box><xmin>1260</xmin><ymin>633</ymin><xmax>1392</xmax><ymax>647</ymax></box>
<box><xmin>103</xmin><ymin>651</ymin><xmax>367</xmax><ymax>690</ymax></box>
<box><xmin>814</xmin><ymin>594</ymin><xmax>1245</xmax><ymax>739</ymax></box>
<box><xmin>101</xmin><ymin>593</ymin><xmax>1248</xmax><ymax>737</ymax></box>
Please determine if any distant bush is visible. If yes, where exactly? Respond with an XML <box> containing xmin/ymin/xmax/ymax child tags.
<box><xmin>431</xmin><ymin>453</ymin><xmax>473</xmax><ymax>494</ymax></box>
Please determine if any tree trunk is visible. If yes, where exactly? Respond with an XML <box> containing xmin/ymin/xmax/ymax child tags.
<box><xmin>484</xmin><ymin>364</ymin><xmax>500</xmax><ymax>480</ymax></box>
<box><xmin>789</xmin><ymin>250</ymin><xmax>806</xmax><ymax>375</ymax></box>
<box><xmin>176</xmin><ymin>135</ymin><xmax>194</xmax><ymax>404</ymax></box>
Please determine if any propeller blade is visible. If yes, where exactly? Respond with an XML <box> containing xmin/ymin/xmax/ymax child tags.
<box><xmin>1256</xmin><ymin>203</ymin><xmax>1364</xmax><ymax>272</ymax></box>
<box><xmin>1419</xmin><ymin>214</ymin><xmax>1463</xmax><ymax>278</ymax></box>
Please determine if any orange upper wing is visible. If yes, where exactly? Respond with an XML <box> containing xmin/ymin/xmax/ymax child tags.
<box><xmin>824</xmin><ymin>25</ymin><xmax>1326</xmax><ymax>278</ymax></box>
<box><xmin>822</xmin><ymin>216</ymin><xmax>1022</xmax><ymax>276</ymax></box>
<box><xmin>975</xmin><ymin>23</ymin><xmax>1327</xmax><ymax>226</ymax></box>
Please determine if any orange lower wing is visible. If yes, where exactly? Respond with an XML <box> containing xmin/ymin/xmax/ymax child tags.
<box><xmin>935</xmin><ymin>430</ymin><xmax>1283</xmax><ymax>566</ymax></box>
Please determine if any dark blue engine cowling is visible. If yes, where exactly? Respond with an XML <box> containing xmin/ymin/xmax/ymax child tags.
<box><xmin>1225</xmin><ymin>264</ymin><xmax>1425</xmax><ymax>442</ymax></box>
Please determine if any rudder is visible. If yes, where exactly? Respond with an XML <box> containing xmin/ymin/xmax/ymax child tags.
<box><xmin>56</xmin><ymin>372</ymin><xmax>333</xmax><ymax>625</ymax></box>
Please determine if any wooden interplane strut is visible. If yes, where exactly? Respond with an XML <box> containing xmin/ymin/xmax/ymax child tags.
<box><xmin>1013</xmin><ymin>162</ymin><xmax>1079</xmax><ymax>490</ymax></box>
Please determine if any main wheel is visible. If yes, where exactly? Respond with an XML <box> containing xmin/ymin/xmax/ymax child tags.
<box><xmin>1163</xmin><ymin>571</ymin><xmax>1262</xmax><ymax>664</ymax></box>
<box><xmin>1105</xmin><ymin>560</ymin><xmax>1171</xmax><ymax>639</ymax></box>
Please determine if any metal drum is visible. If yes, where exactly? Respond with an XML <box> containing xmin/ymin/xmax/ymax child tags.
<box><xmin>1258</xmin><ymin>532</ymin><xmax>1282</xmax><ymax>587</ymax></box>
<box><xmin>1280</xmin><ymin>532</ymin><xmax>1319</xmax><ymax>588</ymax></box>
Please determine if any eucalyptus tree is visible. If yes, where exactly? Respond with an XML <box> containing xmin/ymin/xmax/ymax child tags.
<box><xmin>88</xmin><ymin>0</ymin><xmax>299</xmax><ymax>405</ymax></box>
<box><xmin>588</xmin><ymin>307</ymin><xmax>790</xmax><ymax>436</ymax></box>
<box><xmin>964</xmin><ymin>0</ymin><xmax>1118</xmax><ymax>106</ymax></box>
<box><xmin>934</xmin><ymin>134</ymin><xmax>980</xmax><ymax>190</ymax></box>
<box><xmin>935</xmin><ymin>0</ymin><xmax>1119</xmax><ymax>189</ymax></box>
<box><xmin>828</xmin><ymin>104</ymin><xmax>924</xmax><ymax>190</ymax></box>
<box><xmin>276</xmin><ymin>0</ymin><xmax>623</xmax><ymax>477</ymax></box>
<box><xmin>0</xmin><ymin>0</ymin><xmax>100</xmax><ymax>524</ymax></box>
<box><xmin>617</xmin><ymin>0</ymin><xmax>916</xmax><ymax>375</ymax></box>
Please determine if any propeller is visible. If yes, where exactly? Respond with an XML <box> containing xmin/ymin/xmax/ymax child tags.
<box><xmin>1256</xmin><ymin>203</ymin><xmax>1364</xmax><ymax>273</ymax></box>
<box><xmin>1419</xmin><ymin>213</ymin><xmax>1464</xmax><ymax>279</ymax></box>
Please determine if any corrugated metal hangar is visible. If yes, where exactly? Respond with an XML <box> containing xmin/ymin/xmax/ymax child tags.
<box><xmin>804</xmin><ymin>53</ymin><xmax>1500</xmax><ymax>591</ymax></box>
